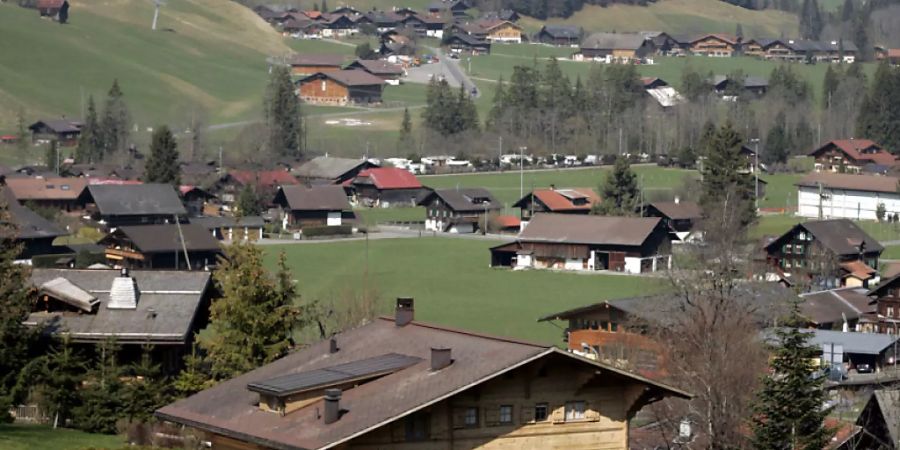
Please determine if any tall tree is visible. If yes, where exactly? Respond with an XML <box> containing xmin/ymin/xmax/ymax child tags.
<box><xmin>75</xmin><ymin>96</ymin><xmax>102</xmax><ymax>163</ymax></box>
<box><xmin>852</xmin><ymin>10</ymin><xmax>872</xmax><ymax>61</ymax></box>
<box><xmin>236</xmin><ymin>184</ymin><xmax>263</xmax><ymax>217</ymax></box>
<box><xmin>14</xmin><ymin>108</ymin><xmax>28</xmax><ymax>155</ymax></box>
<box><xmin>99</xmin><ymin>79</ymin><xmax>130</xmax><ymax>158</ymax></box>
<box><xmin>321</xmin><ymin>0</ymin><xmax>328</xmax><ymax>12</ymax></box>
<box><xmin>456</xmin><ymin>85</ymin><xmax>479</xmax><ymax>133</ymax></box>
<box><xmin>122</xmin><ymin>346</ymin><xmax>170</xmax><ymax>423</ymax></box>
<box><xmin>799</xmin><ymin>0</ymin><xmax>824</xmax><ymax>39</ymax></box>
<box><xmin>143</xmin><ymin>125</ymin><xmax>181</xmax><ymax>186</ymax></box>
<box><xmin>765</xmin><ymin>112</ymin><xmax>791</xmax><ymax>165</ymax></box>
<box><xmin>485</xmin><ymin>75</ymin><xmax>506</xmax><ymax>131</ymax></box>
<box><xmin>857</xmin><ymin>63</ymin><xmax>900</xmax><ymax>152</ymax></box>
<box><xmin>681</xmin><ymin>65</ymin><xmax>709</xmax><ymax>102</ymax></box>
<box><xmin>264</xmin><ymin>65</ymin><xmax>303</xmax><ymax>157</ymax></box>
<box><xmin>44</xmin><ymin>141</ymin><xmax>59</xmax><ymax>174</ymax></box>
<box><xmin>822</xmin><ymin>64</ymin><xmax>841</xmax><ymax>108</ymax></box>
<box><xmin>202</xmin><ymin>244</ymin><xmax>309</xmax><ymax>380</ymax></box>
<box><xmin>73</xmin><ymin>338</ymin><xmax>125</xmax><ymax>434</ymax></box>
<box><xmin>700</xmin><ymin>122</ymin><xmax>756</xmax><ymax>228</ymax></box>
<box><xmin>397</xmin><ymin>107</ymin><xmax>414</xmax><ymax>151</ymax></box>
<box><xmin>594</xmin><ymin>156</ymin><xmax>639</xmax><ymax>216</ymax></box>
<box><xmin>840</xmin><ymin>0</ymin><xmax>854</xmax><ymax>21</ymax></box>
<box><xmin>17</xmin><ymin>337</ymin><xmax>87</xmax><ymax>428</ymax></box>
<box><xmin>751</xmin><ymin>308</ymin><xmax>834</xmax><ymax>450</ymax></box>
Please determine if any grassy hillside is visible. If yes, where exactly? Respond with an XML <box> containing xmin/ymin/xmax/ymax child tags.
<box><xmin>0</xmin><ymin>0</ymin><xmax>291</xmax><ymax>131</ymax></box>
<box><xmin>520</xmin><ymin>0</ymin><xmax>797</xmax><ymax>37</ymax></box>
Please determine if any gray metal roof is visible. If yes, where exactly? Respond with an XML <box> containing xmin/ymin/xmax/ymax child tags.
<box><xmin>4</xmin><ymin>192</ymin><xmax>66</xmax><ymax>239</ymax></box>
<box><xmin>102</xmin><ymin>224</ymin><xmax>222</xmax><ymax>254</ymax></box>
<box><xmin>26</xmin><ymin>269</ymin><xmax>211</xmax><ymax>344</ymax></box>
<box><xmin>293</xmin><ymin>157</ymin><xmax>372</xmax><ymax>180</ymax></box>
<box><xmin>88</xmin><ymin>184</ymin><xmax>187</xmax><ymax>217</ymax></box>
<box><xmin>517</xmin><ymin>213</ymin><xmax>663</xmax><ymax>247</ymax></box>
<box><xmin>803</xmin><ymin>329</ymin><xmax>898</xmax><ymax>355</ymax></box>
<box><xmin>418</xmin><ymin>188</ymin><xmax>501</xmax><ymax>212</ymax></box>
<box><xmin>247</xmin><ymin>353</ymin><xmax>422</xmax><ymax>396</ymax></box>
<box><xmin>191</xmin><ymin>215</ymin><xmax>266</xmax><ymax>229</ymax></box>
<box><xmin>274</xmin><ymin>185</ymin><xmax>351</xmax><ymax>212</ymax></box>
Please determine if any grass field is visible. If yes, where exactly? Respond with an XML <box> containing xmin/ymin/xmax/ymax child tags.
<box><xmin>0</xmin><ymin>424</ymin><xmax>123</xmax><ymax>450</ymax></box>
<box><xmin>883</xmin><ymin>246</ymin><xmax>900</xmax><ymax>260</ymax></box>
<box><xmin>263</xmin><ymin>237</ymin><xmax>665</xmax><ymax>344</ymax></box>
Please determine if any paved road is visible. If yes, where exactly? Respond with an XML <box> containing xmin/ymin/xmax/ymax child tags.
<box><xmin>405</xmin><ymin>46</ymin><xmax>479</xmax><ymax>97</ymax></box>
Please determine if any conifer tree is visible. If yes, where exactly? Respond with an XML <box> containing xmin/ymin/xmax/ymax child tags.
<box><xmin>765</xmin><ymin>112</ymin><xmax>792</xmax><ymax>165</ymax></box>
<box><xmin>14</xmin><ymin>108</ymin><xmax>28</xmax><ymax>155</ymax></box>
<box><xmin>456</xmin><ymin>85</ymin><xmax>479</xmax><ymax>133</ymax></box>
<box><xmin>397</xmin><ymin>107</ymin><xmax>414</xmax><ymax>151</ymax></box>
<box><xmin>799</xmin><ymin>0</ymin><xmax>824</xmax><ymax>40</ymax></box>
<box><xmin>99</xmin><ymin>79</ymin><xmax>131</xmax><ymax>157</ymax></box>
<box><xmin>17</xmin><ymin>336</ymin><xmax>87</xmax><ymax>428</ymax></box>
<box><xmin>236</xmin><ymin>184</ymin><xmax>263</xmax><ymax>216</ymax></box>
<box><xmin>857</xmin><ymin>63</ymin><xmax>900</xmax><ymax>151</ymax></box>
<box><xmin>485</xmin><ymin>75</ymin><xmax>506</xmax><ymax>131</ymax></box>
<box><xmin>751</xmin><ymin>307</ymin><xmax>833</xmax><ymax>450</ymax></box>
<box><xmin>594</xmin><ymin>156</ymin><xmax>639</xmax><ymax>216</ymax></box>
<box><xmin>174</xmin><ymin>343</ymin><xmax>214</xmax><ymax>396</ymax></box>
<box><xmin>321</xmin><ymin>0</ymin><xmax>328</xmax><ymax>12</ymax></box>
<box><xmin>143</xmin><ymin>125</ymin><xmax>181</xmax><ymax>186</ymax></box>
<box><xmin>822</xmin><ymin>64</ymin><xmax>841</xmax><ymax>108</ymax></box>
<box><xmin>75</xmin><ymin>96</ymin><xmax>102</xmax><ymax>163</ymax></box>
<box><xmin>700</xmin><ymin>122</ymin><xmax>756</xmax><ymax>228</ymax></box>
<box><xmin>45</xmin><ymin>141</ymin><xmax>59</xmax><ymax>173</ymax></box>
<box><xmin>264</xmin><ymin>65</ymin><xmax>303</xmax><ymax>157</ymax></box>
<box><xmin>73</xmin><ymin>338</ymin><xmax>125</xmax><ymax>434</ymax></box>
<box><xmin>122</xmin><ymin>346</ymin><xmax>170</xmax><ymax>423</ymax></box>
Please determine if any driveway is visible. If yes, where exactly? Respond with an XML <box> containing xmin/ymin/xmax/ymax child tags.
<box><xmin>405</xmin><ymin>46</ymin><xmax>479</xmax><ymax>97</ymax></box>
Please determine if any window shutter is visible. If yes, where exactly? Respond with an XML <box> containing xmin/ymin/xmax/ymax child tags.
<box><xmin>520</xmin><ymin>405</ymin><xmax>534</xmax><ymax>424</ymax></box>
<box><xmin>451</xmin><ymin>407</ymin><xmax>467</xmax><ymax>429</ymax></box>
<box><xmin>485</xmin><ymin>405</ymin><xmax>499</xmax><ymax>427</ymax></box>
<box><xmin>550</xmin><ymin>405</ymin><xmax>565</xmax><ymax>424</ymax></box>
<box><xmin>584</xmin><ymin>401</ymin><xmax>601</xmax><ymax>422</ymax></box>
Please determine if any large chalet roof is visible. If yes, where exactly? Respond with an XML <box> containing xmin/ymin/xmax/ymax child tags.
<box><xmin>646</xmin><ymin>201</ymin><xmax>702</xmax><ymax>221</ymax></box>
<box><xmin>513</xmin><ymin>188</ymin><xmax>599</xmax><ymax>212</ymax></box>
<box><xmin>2</xmin><ymin>189</ymin><xmax>66</xmax><ymax>240</ymax></box>
<box><xmin>25</xmin><ymin>268</ymin><xmax>211</xmax><ymax>344</ymax></box>
<box><xmin>87</xmin><ymin>183</ymin><xmax>187</xmax><ymax>217</ymax></box>
<box><xmin>228</xmin><ymin>170</ymin><xmax>299</xmax><ymax>188</ymax></box>
<box><xmin>799</xmin><ymin>329</ymin><xmax>898</xmax><ymax>355</ymax></box>
<box><xmin>796</xmin><ymin>172</ymin><xmax>900</xmax><ymax>194</ymax></box>
<box><xmin>798</xmin><ymin>287</ymin><xmax>873</xmax><ymax>326</ymax></box>
<box><xmin>157</xmin><ymin>315</ymin><xmax>689</xmax><ymax>450</ymax></box>
<box><xmin>765</xmin><ymin>219</ymin><xmax>883</xmax><ymax>257</ymax></box>
<box><xmin>690</xmin><ymin>33</ymin><xmax>739</xmax><ymax>45</ymax></box>
<box><xmin>346</xmin><ymin>59</ymin><xmax>404</xmax><ymax>76</ymax></box>
<box><xmin>518</xmin><ymin>213</ymin><xmax>662</xmax><ymax>247</ymax></box>
<box><xmin>353</xmin><ymin>168</ymin><xmax>421</xmax><ymax>190</ymax></box>
<box><xmin>5</xmin><ymin>177</ymin><xmax>88</xmax><ymax>201</ymax></box>
<box><xmin>101</xmin><ymin>224</ymin><xmax>222</xmax><ymax>254</ymax></box>
<box><xmin>300</xmin><ymin>69</ymin><xmax>386</xmax><ymax>87</ymax></box>
<box><xmin>418</xmin><ymin>188</ymin><xmax>501</xmax><ymax>212</ymax></box>
<box><xmin>28</xmin><ymin>118</ymin><xmax>82</xmax><ymax>133</ymax></box>
<box><xmin>582</xmin><ymin>32</ymin><xmax>648</xmax><ymax>50</ymax></box>
<box><xmin>274</xmin><ymin>185</ymin><xmax>351</xmax><ymax>211</ymax></box>
<box><xmin>809</xmin><ymin>139</ymin><xmax>895</xmax><ymax>166</ymax></box>
<box><xmin>294</xmin><ymin>156</ymin><xmax>374</xmax><ymax>181</ymax></box>
<box><xmin>288</xmin><ymin>54</ymin><xmax>346</xmax><ymax>67</ymax></box>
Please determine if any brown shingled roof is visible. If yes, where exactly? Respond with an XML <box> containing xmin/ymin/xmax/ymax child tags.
<box><xmin>518</xmin><ymin>213</ymin><xmax>663</xmax><ymax>246</ymax></box>
<box><xmin>796</xmin><ymin>172</ymin><xmax>900</xmax><ymax>194</ymax></box>
<box><xmin>5</xmin><ymin>177</ymin><xmax>88</xmax><ymax>201</ymax></box>
<box><xmin>273</xmin><ymin>185</ymin><xmax>351</xmax><ymax>211</ymax></box>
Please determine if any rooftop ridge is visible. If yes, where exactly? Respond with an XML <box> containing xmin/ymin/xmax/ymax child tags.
<box><xmin>376</xmin><ymin>316</ymin><xmax>550</xmax><ymax>348</ymax></box>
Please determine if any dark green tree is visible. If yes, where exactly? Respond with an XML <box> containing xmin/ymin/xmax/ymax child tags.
<box><xmin>17</xmin><ymin>337</ymin><xmax>87</xmax><ymax>428</ymax></box>
<box><xmin>397</xmin><ymin>107</ymin><xmax>414</xmax><ymax>151</ymax></box>
<box><xmin>456</xmin><ymin>84</ymin><xmax>479</xmax><ymax>133</ymax></box>
<box><xmin>857</xmin><ymin>63</ymin><xmax>900</xmax><ymax>151</ymax></box>
<box><xmin>174</xmin><ymin>343</ymin><xmax>214</xmax><ymax>396</ymax></box>
<box><xmin>799</xmin><ymin>0</ymin><xmax>824</xmax><ymax>39</ymax></box>
<box><xmin>122</xmin><ymin>346</ymin><xmax>170</xmax><ymax>423</ymax></box>
<box><xmin>14</xmin><ymin>108</ymin><xmax>28</xmax><ymax>155</ymax></box>
<box><xmin>840</xmin><ymin>0</ymin><xmax>854</xmax><ymax>21</ymax></box>
<box><xmin>45</xmin><ymin>141</ymin><xmax>59</xmax><ymax>173</ymax></box>
<box><xmin>764</xmin><ymin>112</ymin><xmax>791</xmax><ymax>165</ymax></box>
<box><xmin>735</xmin><ymin>23</ymin><xmax>744</xmax><ymax>40</ymax></box>
<box><xmin>73</xmin><ymin>338</ymin><xmax>125</xmax><ymax>434</ymax></box>
<box><xmin>681</xmin><ymin>65</ymin><xmax>708</xmax><ymax>102</ymax></box>
<box><xmin>354</xmin><ymin>42</ymin><xmax>377</xmax><ymax>59</ymax></box>
<box><xmin>236</xmin><ymin>184</ymin><xmax>263</xmax><ymax>216</ymax></box>
<box><xmin>264</xmin><ymin>65</ymin><xmax>303</xmax><ymax>157</ymax></box>
<box><xmin>751</xmin><ymin>308</ymin><xmax>834</xmax><ymax>450</ymax></box>
<box><xmin>321</xmin><ymin>0</ymin><xmax>328</xmax><ymax>12</ymax></box>
<box><xmin>143</xmin><ymin>125</ymin><xmax>181</xmax><ymax>186</ymax></box>
<box><xmin>822</xmin><ymin>64</ymin><xmax>841</xmax><ymax>108</ymax></box>
<box><xmin>852</xmin><ymin>10</ymin><xmax>871</xmax><ymax>61</ymax></box>
<box><xmin>75</xmin><ymin>96</ymin><xmax>102</xmax><ymax>163</ymax></box>
<box><xmin>594</xmin><ymin>156</ymin><xmax>639</xmax><ymax>216</ymax></box>
<box><xmin>99</xmin><ymin>79</ymin><xmax>131</xmax><ymax>157</ymax></box>
<box><xmin>769</xmin><ymin>65</ymin><xmax>811</xmax><ymax>104</ymax></box>
<box><xmin>485</xmin><ymin>75</ymin><xmax>506</xmax><ymax>130</ymax></box>
<box><xmin>700</xmin><ymin>122</ymin><xmax>756</xmax><ymax>228</ymax></box>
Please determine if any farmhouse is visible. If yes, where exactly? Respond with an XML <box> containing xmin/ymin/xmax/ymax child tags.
<box><xmin>445</xmin><ymin>32</ymin><xmax>491</xmax><ymax>54</ymax></box>
<box><xmin>191</xmin><ymin>215</ymin><xmax>265</xmax><ymax>242</ymax></box>
<box><xmin>861</xmin><ymin>275</ymin><xmax>900</xmax><ymax>335</ymax></box>
<box><xmin>809</xmin><ymin>139</ymin><xmax>895</xmax><ymax>173</ymax></box>
<box><xmin>345</xmin><ymin>59</ymin><xmax>405</xmax><ymax>82</ymax></box>
<box><xmin>428</xmin><ymin>0</ymin><xmax>470</xmax><ymax>16</ymax></box>
<box><xmin>534</xmin><ymin>25</ymin><xmax>581</xmax><ymax>45</ymax></box>
<box><xmin>490</xmin><ymin>214</ymin><xmax>672</xmax><ymax>274</ymax></box>
<box><xmin>273</xmin><ymin>184</ymin><xmax>354</xmax><ymax>231</ymax></box>
<box><xmin>320</xmin><ymin>14</ymin><xmax>358</xmax><ymax>37</ymax></box>
<box><xmin>298</xmin><ymin>70</ymin><xmax>385</xmax><ymax>106</ymax></box>
<box><xmin>350</xmin><ymin>167</ymin><xmax>427</xmax><ymax>207</ymax></box>
<box><xmin>99</xmin><ymin>224</ymin><xmax>223</xmax><ymax>270</ymax></box>
<box><xmin>4</xmin><ymin>176</ymin><xmax>89</xmax><ymax>212</ymax></box>
<box><xmin>25</xmin><ymin>268</ymin><xmax>212</xmax><ymax>373</ymax></box>
<box><xmin>478</xmin><ymin>19</ymin><xmax>524</xmax><ymax>43</ymax></box>
<box><xmin>763</xmin><ymin>219</ymin><xmax>883</xmax><ymax>289</ymax></box>
<box><xmin>748</xmin><ymin>38</ymin><xmax>859</xmax><ymax>62</ymax></box>
<box><xmin>642</xmin><ymin>200</ymin><xmax>702</xmax><ymax>241</ymax></box>
<box><xmin>512</xmin><ymin>187</ymin><xmax>599</xmax><ymax>223</ymax></box>
<box><xmin>689</xmin><ymin>33</ymin><xmax>739</xmax><ymax>57</ymax></box>
<box><xmin>288</xmin><ymin>54</ymin><xmax>345</xmax><ymax>76</ymax></box>
<box><xmin>711</xmin><ymin>74</ymin><xmax>769</xmax><ymax>96</ymax></box>
<box><xmin>419</xmin><ymin>188</ymin><xmax>501</xmax><ymax>233</ymax></box>
<box><xmin>293</xmin><ymin>156</ymin><xmax>378</xmax><ymax>184</ymax></box>
<box><xmin>85</xmin><ymin>183</ymin><xmax>188</xmax><ymax>227</ymax></box>
<box><xmin>796</xmin><ymin>172</ymin><xmax>900</xmax><ymax>220</ymax></box>
<box><xmin>156</xmin><ymin>298</ymin><xmax>690</xmax><ymax>450</ymax></box>
<box><xmin>580</xmin><ymin>33</ymin><xmax>655</xmax><ymax>61</ymax></box>
<box><xmin>28</xmin><ymin>118</ymin><xmax>82</xmax><ymax>146</ymax></box>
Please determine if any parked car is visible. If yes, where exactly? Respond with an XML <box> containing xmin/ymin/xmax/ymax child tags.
<box><xmin>855</xmin><ymin>363</ymin><xmax>873</xmax><ymax>374</ymax></box>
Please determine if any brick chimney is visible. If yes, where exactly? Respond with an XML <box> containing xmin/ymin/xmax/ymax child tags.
<box><xmin>324</xmin><ymin>389</ymin><xmax>342</xmax><ymax>424</ymax></box>
<box><xmin>431</xmin><ymin>347</ymin><xmax>452</xmax><ymax>371</ymax></box>
<box><xmin>395</xmin><ymin>297</ymin><xmax>414</xmax><ymax>326</ymax></box>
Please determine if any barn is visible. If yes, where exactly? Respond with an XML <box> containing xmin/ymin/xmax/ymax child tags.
<box><xmin>297</xmin><ymin>70</ymin><xmax>385</xmax><ymax>106</ymax></box>
<box><xmin>796</xmin><ymin>172</ymin><xmax>900</xmax><ymax>221</ymax></box>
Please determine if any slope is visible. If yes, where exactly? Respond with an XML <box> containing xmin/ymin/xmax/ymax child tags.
<box><xmin>0</xmin><ymin>0</ymin><xmax>292</xmax><ymax>130</ymax></box>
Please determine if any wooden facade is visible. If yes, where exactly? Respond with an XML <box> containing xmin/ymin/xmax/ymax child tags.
<box><xmin>291</xmin><ymin>64</ymin><xmax>341</xmax><ymax>77</ymax></box>
<box><xmin>298</xmin><ymin>74</ymin><xmax>384</xmax><ymax>106</ymax></box>
<box><xmin>766</xmin><ymin>228</ymin><xmax>881</xmax><ymax>289</ymax></box>
<box><xmin>484</xmin><ymin>22</ymin><xmax>522</xmax><ymax>43</ymax></box>
<box><xmin>690</xmin><ymin>35</ymin><xmax>737</xmax><ymax>57</ymax></box>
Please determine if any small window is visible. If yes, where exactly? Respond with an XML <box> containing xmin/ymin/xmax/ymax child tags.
<box><xmin>464</xmin><ymin>407</ymin><xmax>478</xmax><ymax>427</ymax></box>
<box><xmin>794</xmin><ymin>244</ymin><xmax>804</xmax><ymax>254</ymax></box>
<box><xmin>499</xmin><ymin>405</ymin><xmax>512</xmax><ymax>424</ymax></box>
<box><xmin>888</xmin><ymin>306</ymin><xmax>895</xmax><ymax>318</ymax></box>
<box><xmin>534</xmin><ymin>403</ymin><xmax>549</xmax><ymax>422</ymax></box>
<box><xmin>404</xmin><ymin>412</ymin><xmax>430</xmax><ymax>441</ymax></box>
<box><xmin>321</xmin><ymin>80</ymin><xmax>327</xmax><ymax>91</ymax></box>
<box><xmin>565</xmin><ymin>401</ymin><xmax>585</xmax><ymax>421</ymax></box>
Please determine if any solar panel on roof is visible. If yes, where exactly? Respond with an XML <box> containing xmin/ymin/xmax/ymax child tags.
<box><xmin>247</xmin><ymin>353</ymin><xmax>421</xmax><ymax>396</ymax></box>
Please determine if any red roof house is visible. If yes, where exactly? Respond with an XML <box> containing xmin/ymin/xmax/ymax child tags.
<box><xmin>513</xmin><ymin>187</ymin><xmax>600</xmax><ymax>221</ymax></box>
<box><xmin>351</xmin><ymin>167</ymin><xmax>428</xmax><ymax>207</ymax></box>
<box><xmin>809</xmin><ymin>139</ymin><xmax>896</xmax><ymax>173</ymax></box>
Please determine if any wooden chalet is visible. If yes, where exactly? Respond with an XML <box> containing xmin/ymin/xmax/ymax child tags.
<box><xmin>100</xmin><ymin>223</ymin><xmax>223</xmax><ymax>270</ymax></box>
<box><xmin>293</xmin><ymin>156</ymin><xmax>378</xmax><ymax>185</ymax></box>
<box><xmin>641</xmin><ymin>200</ymin><xmax>702</xmax><ymax>242</ymax></box>
<box><xmin>640</xmin><ymin>31</ymin><xmax>680</xmax><ymax>55</ymax></box>
<box><xmin>477</xmin><ymin>19</ymin><xmax>523</xmax><ymax>43</ymax></box>
<box><xmin>156</xmin><ymin>297</ymin><xmax>690</xmax><ymax>450</ymax></box>
<box><xmin>345</xmin><ymin>59</ymin><xmax>405</xmax><ymax>82</ymax></box>
<box><xmin>444</xmin><ymin>32</ymin><xmax>491</xmax><ymax>54</ymax></box>
<box><xmin>418</xmin><ymin>188</ymin><xmax>501</xmax><ymax>233</ymax></box>
<box><xmin>512</xmin><ymin>187</ymin><xmax>599</xmax><ymax>223</ymax></box>
<box><xmin>428</xmin><ymin>0</ymin><xmax>470</xmax><ymax>16</ymax></box>
<box><xmin>297</xmin><ymin>70</ymin><xmax>385</xmax><ymax>106</ymax></box>
<box><xmin>25</xmin><ymin>268</ymin><xmax>213</xmax><ymax>373</ymax></box>
<box><xmin>797</xmin><ymin>287</ymin><xmax>873</xmax><ymax>331</ymax></box>
<box><xmin>745</xmin><ymin>38</ymin><xmax>858</xmax><ymax>62</ymax></box>
<box><xmin>862</xmin><ymin>276</ymin><xmax>900</xmax><ymax>335</ymax></box>
<box><xmin>491</xmin><ymin>214</ymin><xmax>672</xmax><ymax>274</ymax></box>
<box><xmin>350</xmin><ymin>167</ymin><xmax>428</xmax><ymax>207</ymax></box>
<box><xmin>28</xmin><ymin>118</ymin><xmax>82</xmax><ymax>146</ymax></box>
<box><xmin>764</xmin><ymin>219</ymin><xmax>883</xmax><ymax>289</ymax></box>
<box><xmin>580</xmin><ymin>32</ymin><xmax>655</xmax><ymax>61</ymax></box>
<box><xmin>223</xmin><ymin>169</ymin><xmax>300</xmax><ymax>207</ymax></box>
<box><xmin>809</xmin><ymin>139</ymin><xmax>895</xmax><ymax>174</ymax></box>
<box><xmin>4</xmin><ymin>176</ymin><xmax>89</xmax><ymax>212</ymax></box>
<box><xmin>191</xmin><ymin>215</ymin><xmax>265</xmax><ymax>242</ymax></box>
<box><xmin>379</xmin><ymin>30</ymin><xmax>415</xmax><ymax>55</ymax></box>
<box><xmin>711</xmin><ymin>74</ymin><xmax>768</xmax><ymax>96</ymax></box>
<box><xmin>288</xmin><ymin>54</ymin><xmax>345</xmax><ymax>77</ymax></box>
<box><xmin>282</xmin><ymin>18</ymin><xmax>324</xmax><ymax>37</ymax></box>
<box><xmin>84</xmin><ymin>183</ymin><xmax>188</xmax><ymax>227</ymax></box>
<box><xmin>179</xmin><ymin>185</ymin><xmax>217</xmax><ymax>216</ymax></box>
<box><xmin>689</xmin><ymin>33</ymin><xmax>739</xmax><ymax>57</ymax></box>
<box><xmin>320</xmin><ymin>13</ymin><xmax>358</xmax><ymax>37</ymax></box>
<box><xmin>849</xmin><ymin>390</ymin><xmax>900</xmax><ymax>449</ymax></box>
<box><xmin>272</xmin><ymin>184</ymin><xmax>355</xmax><ymax>231</ymax></box>
<box><xmin>534</xmin><ymin>25</ymin><xmax>581</xmax><ymax>45</ymax></box>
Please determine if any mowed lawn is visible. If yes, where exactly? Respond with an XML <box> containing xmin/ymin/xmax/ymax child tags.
<box><xmin>263</xmin><ymin>237</ymin><xmax>665</xmax><ymax>344</ymax></box>
<box><xmin>0</xmin><ymin>424</ymin><xmax>123</xmax><ymax>450</ymax></box>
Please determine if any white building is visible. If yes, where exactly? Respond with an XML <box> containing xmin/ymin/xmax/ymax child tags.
<box><xmin>796</xmin><ymin>172</ymin><xmax>900</xmax><ymax>221</ymax></box>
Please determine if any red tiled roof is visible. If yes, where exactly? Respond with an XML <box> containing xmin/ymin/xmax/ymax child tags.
<box><xmin>494</xmin><ymin>215</ymin><xmax>521</xmax><ymax>229</ymax></box>
<box><xmin>517</xmin><ymin>188</ymin><xmax>599</xmax><ymax>212</ymax></box>
<box><xmin>230</xmin><ymin>170</ymin><xmax>299</xmax><ymax>188</ymax></box>
<box><xmin>5</xmin><ymin>177</ymin><xmax>88</xmax><ymax>201</ymax></box>
<box><xmin>355</xmin><ymin>167</ymin><xmax>421</xmax><ymax>189</ymax></box>
<box><xmin>840</xmin><ymin>260</ymin><xmax>877</xmax><ymax>280</ymax></box>
<box><xmin>813</xmin><ymin>139</ymin><xmax>897</xmax><ymax>166</ymax></box>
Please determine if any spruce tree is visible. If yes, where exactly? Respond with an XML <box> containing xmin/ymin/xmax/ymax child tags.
<box><xmin>700</xmin><ymin>122</ymin><xmax>756</xmax><ymax>227</ymax></box>
<box><xmin>765</xmin><ymin>112</ymin><xmax>792</xmax><ymax>165</ymax></box>
<box><xmin>122</xmin><ymin>346</ymin><xmax>170</xmax><ymax>423</ymax></box>
<box><xmin>857</xmin><ymin>63</ymin><xmax>900</xmax><ymax>151</ymax></box>
<box><xmin>595</xmin><ymin>156</ymin><xmax>639</xmax><ymax>216</ymax></box>
<box><xmin>852</xmin><ymin>10</ymin><xmax>871</xmax><ymax>61</ymax></box>
<box><xmin>456</xmin><ymin>84</ymin><xmax>479</xmax><ymax>133</ymax></box>
<box><xmin>73</xmin><ymin>338</ymin><xmax>125</xmax><ymax>434</ymax></box>
<box><xmin>17</xmin><ymin>337</ymin><xmax>87</xmax><ymax>428</ymax></box>
<box><xmin>45</xmin><ymin>141</ymin><xmax>59</xmax><ymax>173</ymax></box>
<box><xmin>321</xmin><ymin>0</ymin><xmax>328</xmax><ymax>12</ymax></box>
<box><xmin>822</xmin><ymin>64</ymin><xmax>840</xmax><ymax>108</ymax></box>
<box><xmin>99</xmin><ymin>79</ymin><xmax>130</xmax><ymax>158</ymax></box>
<box><xmin>264</xmin><ymin>65</ymin><xmax>303</xmax><ymax>157</ymax></box>
<box><xmin>236</xmin><ymin>184</ymin><xmax>262</xmax><ymax>216</ymax></box>
<box><xmin>143</xmin><ymin>125</ymin><xmax>181</xmax><ymax>186</ymax></box>
<box><xmin>75</xmin><ymin>96</ymin><xmax>102</xmax><ymax>163</ymax></box>
<box><xmin>751</xmin><ymin>307</ymin><xmax>833</xmax><ymax>450</ymax></box>
<box><xmin>485</xmin><ymin>75</ymin><xmax>506</xmax><ymax>131</ymax></box>
<box><xmin>174</xmin><ymin>343</ymin><xmax>214</xmax><ymax>396</ymax></box>
<box><xmin>14</xmin><ymin>108</ymin><xmax>28</xmax><ymax>154</ymax></box>
<box><xmin>799</xmin><ymin>0</ymin><xmax>824</xmax><ymax>40</ymax></box>
<box><xmin>681</xmin><ymin>65</ymin><xmax>708</xmax><ymax>102</ymax></box>
<box><xmin>397</xmin><ymin>107</ymin><xmax>414</xmax><ymax>151</ymax></box>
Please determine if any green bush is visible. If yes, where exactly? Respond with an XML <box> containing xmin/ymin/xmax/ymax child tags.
<box><xmin>302</xmin><ymin>225</ymin><xmax>353</xmax><ymax>238</ymax></box>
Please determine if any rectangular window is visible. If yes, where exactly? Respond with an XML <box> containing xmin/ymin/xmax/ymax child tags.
<box><xmin>794</xmin><ymin>244</ymin><xmax>804</xmax><ymax>254</ymax></box>
<box><xmin>565</xmin><ymin>401</ymin><xmax>585</xmax><ymax>421</ymax></box>
<box><xmin>534</xmin><ymin>403</ymin><xmax>549</xmax><ymax>422</ymax></box>
<box><xmin>404</xmin><ymin>412</ymin><xmax>430</xmax><ymax>441</ymax></box>
<box><xmin>464</xmin><ymin>407</ymin><xmax>478</xmax><ymax>427</ymax></box>
<box><xmin>499</xmin><ymin>405</ymin><xmax>512</xmax><ymax>424</ymax></box>
<box><xmin>889</xmin><ymin>306</ymin><xmax>895</xmax><ymax>317</ymax></box>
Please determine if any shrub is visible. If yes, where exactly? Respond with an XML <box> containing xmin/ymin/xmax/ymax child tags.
<box><xmin>302</xmin><ymin>225</ymin><xmax>353</xmax><ymax>238</ymax></box>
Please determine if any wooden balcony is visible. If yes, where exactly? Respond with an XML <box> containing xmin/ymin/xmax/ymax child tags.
<box><xmin>105</xmin><ymin>248</ymin><xmax>145</xmax><ymax>261</ymax></box>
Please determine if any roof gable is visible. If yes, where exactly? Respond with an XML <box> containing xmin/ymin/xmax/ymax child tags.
<box><xmin>518</xmin><ymin>213</ymin><xmax>663</xmax><ymax>247</ymax></box>
<box><xmin>104</xmin><ymin>224</ymin><xmax>222</xmax><ymax>254</ymax></box>
<box><xmin>419</xmin><ymin>188</ymin><xmax>501</xmax><ymax>212</ymax></box>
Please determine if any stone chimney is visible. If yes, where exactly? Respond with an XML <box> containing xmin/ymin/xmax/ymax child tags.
<box><xmin>324</xmin><ymin>389</ymin><xmax>342</xmax><ymax>424</ymax></box>
<box><xmin>108</xmin><ymin>268</ymin><xmax>139</xmax><ymax>309</ymax></box>
<box><xmin>395</xmin><ymin>297</ymin><xmax>414</xmax><ymax>326</ymax></box>
<box><xmin>431</xmin><ymin>347</ymin><xmax>452</xmax><ymax>371</ymax></box>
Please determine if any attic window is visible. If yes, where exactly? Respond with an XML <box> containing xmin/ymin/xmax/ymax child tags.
<box><xmin>61</xmin><ymin>185</ymin><xmax>70</xmax><ymax>190</ymax></box>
